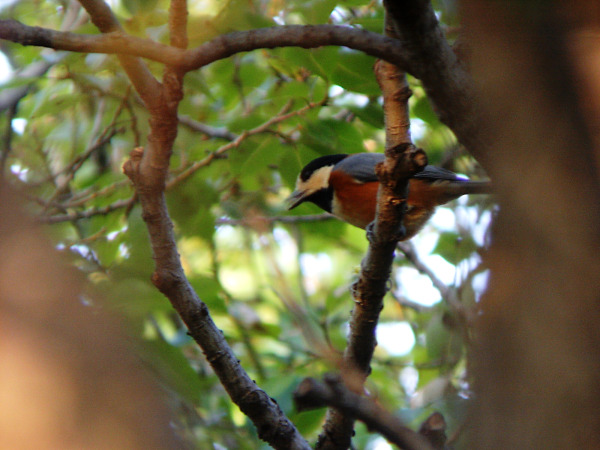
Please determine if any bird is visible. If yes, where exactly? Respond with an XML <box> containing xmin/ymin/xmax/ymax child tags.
<box><xmin>286</xmin><ymin>152</ymin><xmax>492</xmax><ymax>241</ymax></box>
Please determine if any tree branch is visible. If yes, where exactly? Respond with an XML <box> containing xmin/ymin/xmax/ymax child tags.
<box><xmin>0</xmin><ymin>19</ymin><xmax>184</xmax><ymax>66</ymax></box>
<box><xmin>168</xmin><ymin>0</ymin><xmax>188</xmax><ymax>50</ymax></box>
<box><xmin>295</xmin><ymin>376</ymin><xmax>435</xmax><ymax>450</ymax></box>
<box><xmin>123</xmin><ymin>147</ymin><xmax>310</xmax><ymax>449</ymax></box>
<box><xmin>76</xmin><ymin>0</ymin><xmax>162</xmax><ymax>110</ymax></box>
<box><xmin>383</xmin><ymin>0</ymin><xmax>489</xmax><ymax>166</ymax></box>
<box><xmin>37</xmin><ymin>197</ymin><xmax>136</xmax><ymax>224</ymax></box>
<box><xmin>91</xmin><ymin>0</ymin><xmax>307</xmax><ymax>444</ymax></box>
<box><xmin>0</xmin><ymin>20</ymin><xmax>412</xmax><ymax>74</ymax></box>
<box><xmin>317</xmin><ymin>14</ymin><xmax>422</xmax><ymax>449</ymax></box>
<box><xmin>181</xmin><ymin>25</ymin><xmax>411</xmax><ymax>72</ymax></box>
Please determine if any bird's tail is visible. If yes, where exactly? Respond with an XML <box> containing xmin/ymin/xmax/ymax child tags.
<box><xmin>437</xmin><ymin>180</ymin><xmax>493</xmax><ymax>204</ymax></box>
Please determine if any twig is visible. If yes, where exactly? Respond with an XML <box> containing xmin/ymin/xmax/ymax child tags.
<box><xmin>37</xmin><ymin>95</ymin><xmax>327</xmax><ymax>224</ymax></box>
<box><xmin>40</xmin><ymin>128</ymin><xmax>120</xmax><ymax>213</ymax></box>
<box><xmin>397</xmin><ymin>241</ymin><xmax>463</xmax><ymax>313</ymax></box>
<box><xmin>178</xmin><ymin>115</ymin><xmax>238</xmax><ymax>141</ymax></box>
<box><xmin>216</xmin><ymin>213</ymin><xmax>334</xmax><ymax>227</ymax></box>
<box><xmin>167</xmin><ymin>97</ymin><xmax>325</xmax><ymax>188</ymax></box>
<box><xmin>295</xmin><ymin>375</ymin><xmax>435</xmax><ymax>450</ymax></box>
<box><xmin>62</xmin><ymin>180</ymin><xmax>130</xmax><ymax>208</ymax></box>
<box><xmin>37</xmin><ymin>197</ymin><xmax>136</xmax><ymax>224</ymax></box>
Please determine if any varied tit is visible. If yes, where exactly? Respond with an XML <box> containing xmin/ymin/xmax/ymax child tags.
<box><xmin>287</xmin><ymin>153</ymin><xmax>492</xmax><ymax>241</ymax></box>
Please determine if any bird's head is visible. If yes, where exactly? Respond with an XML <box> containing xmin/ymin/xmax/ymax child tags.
<box><xmin>286</xmin><ymin>154</ymin><xmax>348</xmax><ymax>212</ymax></box>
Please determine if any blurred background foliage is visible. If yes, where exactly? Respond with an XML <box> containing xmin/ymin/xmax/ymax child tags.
<box><xmin>0</xmin><ymin>0</ymin><xmax>493</xmax><ymax>447</ymax></box>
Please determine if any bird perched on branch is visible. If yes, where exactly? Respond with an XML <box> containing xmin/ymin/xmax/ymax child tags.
<box><xmin>287</xmin><ymin>153</ymin><xmax>492</xmax><ymax>241</ymax></box>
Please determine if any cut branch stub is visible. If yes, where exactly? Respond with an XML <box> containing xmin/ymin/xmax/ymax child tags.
<box><xmin>122</xmin><ymin>147</ymin><xmax>144</xmax><ymax>184</ymax></box>
<box><xmin>379</xmin><ymin>143</ymin><xmax>428</xmax><ymax>186</ymax></box>
<box><xmin>371</xmin><ymin>143</ymin><xmax>427</xmax><ymax>242</ymax></box>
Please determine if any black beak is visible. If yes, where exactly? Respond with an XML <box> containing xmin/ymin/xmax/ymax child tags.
<box><xmin>286</xmin><ymin>190</ymin><xmax>308</xmax><ymax>210</ymax></box>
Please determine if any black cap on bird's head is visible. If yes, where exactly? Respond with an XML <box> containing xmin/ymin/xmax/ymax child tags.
<box><xmin>286</xmin><ymin>154</ymin><xmax>348</xmax><ymax>211</ymax></box>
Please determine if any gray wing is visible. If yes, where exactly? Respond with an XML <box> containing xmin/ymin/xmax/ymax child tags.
<box><xmin>333</xmin><ymin>153</ymin><xmax>385</xmax><ymax>182</ymax></box>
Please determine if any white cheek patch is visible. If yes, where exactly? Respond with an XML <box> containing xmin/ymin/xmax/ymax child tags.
<box><xmin>296</xmin><ymin>165</ymin><xmax>333</xmax><ymax>194</ymax></box>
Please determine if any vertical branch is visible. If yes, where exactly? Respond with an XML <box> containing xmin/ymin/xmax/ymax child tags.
<box><xmin>377</xmin><ymin>15</ymin><xmax>412</xmax><ymax>148</ymax></box>
<box><xmin>316</xmin><ymin>12</ymin><xmax>426</xmax><ymax>450</ymax></box>
<box><xmin>169</xmin><ymin>0</ymin><xmax>189</xmax><ymax>49</ymax></box>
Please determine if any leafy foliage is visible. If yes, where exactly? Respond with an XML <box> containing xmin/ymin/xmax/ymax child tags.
<box><xmin>0</xmin><ymin>0</ymin><xmax>493</xmax><ymax>447</ymax></box>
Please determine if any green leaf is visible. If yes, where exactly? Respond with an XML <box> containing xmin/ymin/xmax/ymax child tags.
<box><xmin>231</xmin><ymin>136</ymin><xmax>282</xmax><ymax>179</ymax></box>
<box><xmin>106</xmin><ymin>278</ymin><xmax>171</xmax><ymax>315</ymax></box>
<box><xmin>189</xmin><ymin>275</ymin><xmax>227</xmax><ymax>314</ymax></box>
<box><xmin>332</xmin><ymin>51</ymin><xmax>380</xmax><ymax>96</ymax></box>
<box><xmin>139</xmin><ymin>335</ymin><xmax>204</xmax><ymax>403</ymax></box>
<box><xmin>165</xmin><ymin>169</ymin><xmax>221</xmax><ymax>240</ymax></box>
<box><xmin>425</xmin><ymin>313</ymin><xmax>449</xmax><ymax>360</ymax></box>
<box><xmin>289</xmin><ymin>0</ymin><xmax>337</xmax><ymax>24</ymax></box>
<box><xmin>351</xmin><ymin>15</ymin><xmax>385</xmax><ymax>33</ymax></box>
<box><xmin>425</xmin><ymin>311</ymin><xmax>463</xmax><ymax>363</ymax></box>
<box><xmin>348</xmin><ymin>101</ymin><xmax>384</xmax><ymax>129</ymax></box>
<box><xmin>412</xmin><ymin>95</ymin><xmax>442</xmax><ymax>127</ymax></box>
<box><xmin>32</xmin><ymin>92</ymin><xmax>83</xmax><ymax>118</ymax></box>
<box><xmin>300</xmin><ymin>118</ymin><xmax>365</xmax><ymax>155</ymax></box>
<box><xmin>116</xmin><ymin>209</ymin><xmax>154</xmax><ymax>279</ymax></box>
<box><xmin>292</xmin><ymin>409</ymin><xmax>327</xmax><ymax>435</ymax></box>
<box><xmin>280</xmin><ymin>47</ymin><xmax>340</xmax><ymax>80</ymax></box>
<box><xmin>433</xmin><ymin>231</ymin><xmax>478</xmax><ymax>265</ymax></box>
<box><xmin>122</xmin><ymin>0</ymin><xmax>159</xmax><ymax>15</ymax></box>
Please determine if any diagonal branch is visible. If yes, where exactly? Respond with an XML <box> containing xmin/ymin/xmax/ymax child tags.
<box><xmin>80</xmin><ymin>0</ymin><xmax>308</xmax><ymax>446</ymax></box>
<box><xmin>295</xmin><ymin>376</ymin><xmax>434</xmax><ymax>450</ymax></box>
<box><xmin>397</xmin><ymin>241</ymin><xmax>464</xmax><ymax>313</ymax></box>
<box><xmin>168</xmin><ymin>96</ymin><xmax>326</xmax><ymax>187</ymax></box>
<box><xmin>77</xmin><ymin>0</ymin><xmax>162</xmax><ymax>109</ymax></box>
